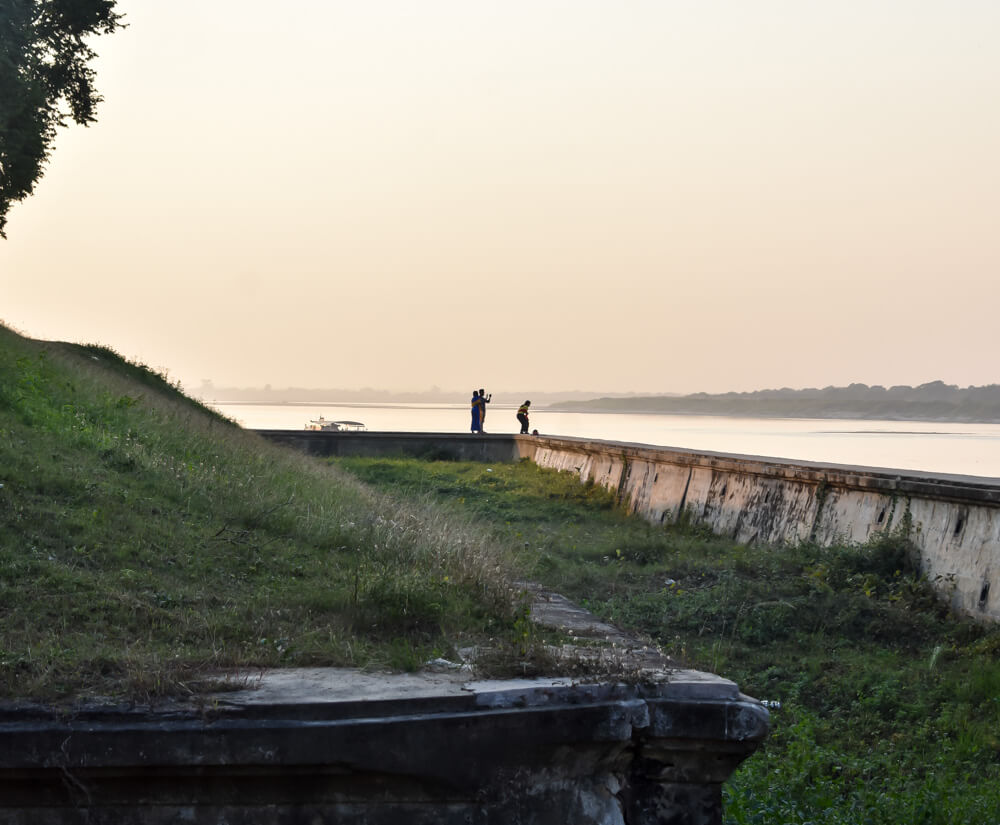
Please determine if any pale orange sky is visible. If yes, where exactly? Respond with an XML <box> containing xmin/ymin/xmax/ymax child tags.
<box><xmin>3</xmin><ymin>1</ymin><xmax>999</xmax><ymax>395</ymax></box>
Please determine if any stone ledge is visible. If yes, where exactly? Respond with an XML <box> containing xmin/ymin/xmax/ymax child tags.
<box><xmin>0</xmin><ymin>669</ymin><xmax>767</xmax><ymax>825</ymax></box>
<box><xmin>0</xmin><ymin>588</ymin><xmax>767</xmax><ymax>823</ymax></box>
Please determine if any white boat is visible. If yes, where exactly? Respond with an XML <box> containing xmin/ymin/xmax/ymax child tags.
<box><xmin>305</xmin><ymin>417</ymin><xmax>367</xmax><ymax>432</ymax></box>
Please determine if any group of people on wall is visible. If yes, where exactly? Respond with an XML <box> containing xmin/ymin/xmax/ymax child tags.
<box><xmin>469</xmin><ymin>389</ymin><xmax>534</xmax><ymax>435</ymax></box>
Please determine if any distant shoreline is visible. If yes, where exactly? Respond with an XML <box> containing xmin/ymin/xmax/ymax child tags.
<box><xmin>543</xmin><ymin>406</ymin><xmax>1000</xmax><ymax>425</ymax></box>
<box><xmin>211</xmin><ymin>400</ymin><xmax>1000</xmax><ymax>426</ymax></box>
<box><xmin>211</xmin><ymin>400</ymin><xmax>518</xmax><ymax>411</ymax></box>
<box><xmin>545</xmin><ymin>381</ymin><xmax>1000</xmax><ymax>425</ymax></box>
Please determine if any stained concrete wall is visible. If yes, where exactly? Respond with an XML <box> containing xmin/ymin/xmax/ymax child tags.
<box><xmin>527</xmin><ymin>436</ymin><xmax>1000</xmax><ymax>623</ymax></box>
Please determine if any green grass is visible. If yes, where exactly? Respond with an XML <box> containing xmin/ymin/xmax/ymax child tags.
<box><xmin>0</xmin><ymin>326</ymin><xmax>524</xmax><ymax>701</ymax></box>
<box><xmin>333</xmin><ymin>455</ymin><xmax>1000</xmax><ymax>825</ymax></box>
<box><xmin>7</xmin><ymin>319</ymin><xmax>1000</xmax><ymax>821</ymax></box>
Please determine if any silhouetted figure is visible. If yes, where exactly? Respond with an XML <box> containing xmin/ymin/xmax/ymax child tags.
<box><xmin>517</xmin><ymin>400</ymin><xmax>531</xmax><ymax>434</ymax></box>
<box><xmin>477</xmin><ymin>388</ymin><xmax>491</xmax><ymax>433</ymax></box>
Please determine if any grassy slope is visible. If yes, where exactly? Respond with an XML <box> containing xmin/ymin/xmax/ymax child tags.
<box><xmin>0</xmin><ymin>326</ymin><xmax>519</xmax><ymax>701</ymax></box>
<box><xmin>335</xmin><ymin>456</ymin><xmax>1000</xmax><ymax>825</ymax></box>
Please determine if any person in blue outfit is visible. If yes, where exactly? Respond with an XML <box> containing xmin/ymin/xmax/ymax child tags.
<box><xmin>470</xmin><ymin>389</ymin><xmax>482</xmax><ymax>433</ymax></box>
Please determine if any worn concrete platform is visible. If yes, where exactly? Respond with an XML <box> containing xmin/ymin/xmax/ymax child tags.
<box><xmin>0</xmin><ymin>667</ymin><xmax>767</xmax><ymax>825</ymax></box>
<box><xmin>0</xmin><ymin>588</ymin><xmax>768</xmax><ymax>824</ymax></box>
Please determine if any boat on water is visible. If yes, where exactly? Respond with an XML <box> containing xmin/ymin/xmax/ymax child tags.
<box><xmin>305</xmin><ymin>417</ymin><xmax>367</xmax><ymax>432</ymax></box>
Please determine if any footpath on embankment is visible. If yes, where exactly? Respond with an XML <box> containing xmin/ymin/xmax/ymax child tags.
<box><xmin>255</xmin><ymin>429</ymin><xmax>1000</xmax><ymax>624</ymax></box>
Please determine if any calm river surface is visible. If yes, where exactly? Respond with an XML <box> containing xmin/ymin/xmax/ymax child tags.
<box><xmin>212</xmin><ymin>402</ymin><xmax>1000</xmax><ymax>480</ymax></box>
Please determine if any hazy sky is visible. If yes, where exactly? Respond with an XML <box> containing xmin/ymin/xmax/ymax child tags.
<box><xmin>3</xmin><ymin>1</ymin><xmax>998</xmax><ymax>395</ymax></box>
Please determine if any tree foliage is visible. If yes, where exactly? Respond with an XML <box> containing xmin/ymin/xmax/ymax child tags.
<box><xmin>0</xmin><ymin>0</ymin><xmax>123</xmax><ymax>237</ymax></box>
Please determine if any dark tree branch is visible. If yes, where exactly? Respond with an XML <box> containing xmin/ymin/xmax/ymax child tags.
<box><xmin>0</xmin><ymin>0</ymin><xmax>124</xmax><ymax>237</ymax></box>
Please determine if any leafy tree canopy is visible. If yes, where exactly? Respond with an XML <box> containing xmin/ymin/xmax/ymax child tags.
<box><xmin>0</xmin><ymin>0</ymin><xmax>123</xmax><ymax>237</ymax></box>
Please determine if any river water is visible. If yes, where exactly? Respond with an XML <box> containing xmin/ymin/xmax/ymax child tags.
<box><xmin>211</xmin><ymin>402</ymin><xmax>1000</xmax><ymax>480</ymax></box>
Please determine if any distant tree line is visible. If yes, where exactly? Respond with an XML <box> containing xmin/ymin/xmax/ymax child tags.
<box><xmin>549</xmin><ymin>381</ymin><xmax>1000</xmax><ymax>423</ymax></box>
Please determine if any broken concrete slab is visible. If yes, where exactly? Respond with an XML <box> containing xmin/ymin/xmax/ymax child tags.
<box><xmin>0</xmin><ymin>667</ymin><xmax>767</xmax><ymax>825</ymax></box>
<box><xmin>0</xmin><ymin>584</ymin><xmax>765</xmax><ymax>823</ymax></box>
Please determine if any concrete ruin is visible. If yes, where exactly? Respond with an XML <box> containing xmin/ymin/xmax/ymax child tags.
<box><xmin>0</xmin><ymin>670</ymin><xmax>767</xmax><ymax>824</ymax></box>
<box><xmin>1</xmin><ymin>585</ymin><xmax>769</xmax><ymax>824</ymax></box>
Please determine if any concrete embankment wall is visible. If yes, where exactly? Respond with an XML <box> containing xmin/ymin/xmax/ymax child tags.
<box><xmin>526</xmin><ymin>436</ymin><xmax>1000</xmax><ymax>623</ymax></box>
<box><xmin>253</xmin><ymin>430</ymin><xmax>1000</xmax><ymax>622</ymax></box>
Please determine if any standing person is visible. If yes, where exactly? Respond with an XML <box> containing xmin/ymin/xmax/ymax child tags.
<box><xmin>470</xmin><ymin>389</ymin><xmax>482</xmax><ymax>433</ymax></box>
<box><xmin>517</xmin><ymin>400</ymin><xmax>531</xmax><ymax>434</ymax></box>
<box><xmin>478</xmin><ymin>389</ymin><xmax>491</xmax><ymax>433</ymax></box>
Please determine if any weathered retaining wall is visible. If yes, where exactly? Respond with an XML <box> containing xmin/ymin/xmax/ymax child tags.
<box><xmin>527</xmin><ymin>436</ymin><xmax>1000</xmax><ymax>623</ymax></box>
<box><xmin>253</xmin><ymin>430</ymin><xmax>1000</xmax><ymax>622</ymax></box>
